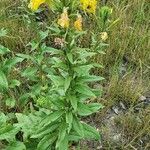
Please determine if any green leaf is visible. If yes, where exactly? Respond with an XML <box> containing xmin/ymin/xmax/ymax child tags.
<box><xmin>41</xmin><ymin>44</ymin><xmax>63</xmax><ymax>55</ymax></box>
<box><xmin>39</xmin><ymin>30</ymin><xmax>49</xmax><ymax>41</ymax></box>
<box><xmin>76</xmin><ymin>48</ymin><xmax>96</xmax><ymax>59</ymax></box>
<box><xmin>48</xmin><ymin>75</ymin><xmax>64</xmax><ymax>87</ymax></box>
<box><xmin>39</xmin><ymin>110</ymin><xmax>64</xmax><ymax>128</ymax></box>
<box><xmin>68</xmin><ymin>95</ymin><xmax>78</xmax><ymax>111</ymax></box>
<box><xmin>16</xmin><ymin>53</ymin><xmax>33</xmax><ymax>60</ymax></box>
<box><xmin>66</xmin><ymin>112</ymin><xmax>73</xmax><ymax>133</ymax></box>
<box><xmin>99</xmin><ymin>6</ymin><xmax>112</xmax><ymax>23</ymax></box>
<box><xmin>56</xmin><ymin>122</ymin><xmax>67</xmax><ymax>149</ymax></box>
<box><xmin>57</xmin><ymin>135</ymin><xmax>68</xmax><ymax>150</ymax></box>
<box><xmin>6</xmin><ymin>141</ymin><xmax>26</xmax><ymax>150</ymax></box>
<box><xmin>31</xmin><ymin>122</ymin><xmax>60</xmax><ymax>139</ymax></box>
<box><xmin>68</xmin><ymin>132</ymin><xmax>82</xmax><ymax>142</ymax></box>
<box><xmin>77</xmin><ymin>103</ymin><xmax>103</xmax><ymax>116</ymax></box>
<box><xmin>66</xmin><ymin>53</ymin><xmax>73</xmax><ymax>64</ymax></box>
<box><xmin>18</xmin><ymin>93</ymin><xmax>30</xmax><ymax>106</ymax></box>
<box><xmin>37</xmin><ymin>133</ymin><xmax>57</xmax><ymax>150</ymax></box>
<box><xmin>72</xmin><ymin>117</ymin><xmax>84</xmax><ymax>137</ymax></box>
<box><xmin>77</xmin><ymin>103</ymin><xmax>93</xmax><ymax>116</ymax></box>
<box><xmin>87</xmin><ymin>103</ymin><xmax>104</xmax><ymax>112</ymax></box>
<box><xmin>48</xmin><ymin>25</ymin><xmax>61</xmax><ymax>34</ymax></box>
<box><xmin>75</xmin><ymin>84</ymin><xmax>96</xmax><ymax>98</ymax></box>
<box><xmin>0</xmin><ymin>45</ymin><xmax>10</xmax><ymax>55</ymax></box>
<box><xmin>0</xmin><ymin>70</ymin><xmax>8</xmax><ymax>91</ymax></box>
<box><xmin>27</xmin><ymin>41</ymin><xmax>39</xmax><ymax>51</ymax></box>
<box><xmin>3</xmin><ymin>57</ymin><xmax>24</xmax><ymax>73</ymax></box>
<box><xmin>22</xmin><ymin>67</ymin><xmax>38</xmax><ymax>78</ymax></box>
<box><xmin>92</xmin><ymin>63</ymin><xmax>103</xmax><ymax>68</ymax></box>
<box><xmin>74</xmin><ymin>64</ymin><xmax>93</xmax><ymax>76</ymax></box>
<box><xmin>82</xmin><ymin>123</ymin><xmax>100</xmax><ymax>140</ymax></box>
<box><xmin>52</xmin><ymin>61</ymin><xmax>68</xmax><ymax>70</ymax></box>
<box><xmin>64</xmin><ymin>76</ymin><xmax>72</xmax><ymax>92</ymax></box>
<box><xmin>31</xmin><ymin>84</ymin><xmax>42</xmax><ymax>96</ymax></box>
<box><xmin>48</xmin><ymin>95</ymin><xmax>65</xmax><ymax>108</ymax></box>
<box><xmin>16</xmin><ymin>113</ymin><xmax>40</xmax><ymax>140</ymax></box>
<box><xmin>35</xmin><ymin>54</ymin><xmax>44</xmax><ymax>65</ymax></box>
<box><xmin>9</xmin><ymin>80</ymin><xmax>21</xmax><ymax>88</ymax></box>
<box><xmin>0</xmin><ymin>28</ymin><xmax>7</xmax><ymax>37</ymax></box>
<box><xmin>6</xmin><ymin>98</ymin><xmax>16</xmax><ymax>108</ymax></box>
<box><xmin>0</xmin><ymin>125</ymin><xmax>19</xmax><ymax>140</ymax></box>
<box><xmin>92</xmin><ymin>88</ymin><xmax>103</xmax><ymax>97</ymax></box>
<box><xmin>0</xmin><ymin>112</ymin><xmax>7</xmax><ymax>124</ymax></box>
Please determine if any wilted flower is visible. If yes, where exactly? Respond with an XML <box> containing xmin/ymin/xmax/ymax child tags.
<box><xmin>54</xmin><ymin>37</ymin><xmax>65</xmax><ymax>48</ymax></box>
<box><xmin>28</xmin><ymin>0</ymin><xmax>46</xmax><ymax>11</ymax></box>
<box><xmin>58</xmin><ymin>8</ymin><xmax>70</xmax><ymax>28</ymax></box>
<box><xmin>74</xmin><ymin>14</ymin><xmax>83</xmax><ymax>31</ymax></box>
<box><xmin>100</xmin><ymin>32</ymin><xmax>108</xmax><ymax>41</ymax></box>
<box><xmin>80</xmin><ymin>0</ymin><xmax>97</xmax><ymax>14</ymax></box>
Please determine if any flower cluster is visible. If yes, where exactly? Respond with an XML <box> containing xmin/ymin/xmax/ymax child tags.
<box><xmin>74</xmin><ymin>14</ymin><xmax>83</xmax><ymax>31</ymax></box>
<box><xmin>28</xmin><ymin>0</ymin><xmax>83</xmax><ymax>31</ymax></box>
<box><xmin>57</xmin><ymin>8</ymin><xmax>70</xmax><ymax>28</ymax></box>
<box><xmin>58</xmin><ymin>8</ymin><xmax>83</xmax><ymax>31</ymax></box>
<box><xmin>28</xmin><ymin>0</ymin><xmax>46</xmax><ymax>11</ymax></box>
<box><xmin>80</xmin><ymin>0</ymin><xmax>97</xmax><ymax>14</ymax></box>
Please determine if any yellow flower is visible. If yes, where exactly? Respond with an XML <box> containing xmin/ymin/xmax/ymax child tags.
<box><xmin>80</xmin><ymin>0</ymin><xmax>97</xmax><ymax>14</ymax></box>
<box><xmin>100</xmin><ymin>32</ymin><xmax>108</xmax><ymax>41</ymax></box>
<box><xmin>28</xmin><ymin>0</ymin><xmax>46</xmax><ymax>11</ymax></box>
<box><xmin>58</xmin><ymin>8</ymin><xmax>70</xmax><ymax>28</ymax></box>
<box><xmin>74</xmin><ymin>14</ymin><xmax>83</xmax><ymax>31</ymax></box>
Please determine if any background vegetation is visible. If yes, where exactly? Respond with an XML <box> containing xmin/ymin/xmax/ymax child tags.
<box><xmin>0</xmin><ymin>0</ymin><xmax>149</xmax><ymax>149</ymax></box>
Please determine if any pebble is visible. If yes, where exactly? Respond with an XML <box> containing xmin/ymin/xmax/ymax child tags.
<box><xmin>139</xmin><ymin>95</ymin><xmax>147</xmax><ymax>101</ymax></box>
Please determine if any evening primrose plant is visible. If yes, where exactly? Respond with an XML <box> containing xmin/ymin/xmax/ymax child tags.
<box><xmin>0</xmin><ymin>0</ymin><xmax>110</xmax><ymax>149</ymax></box>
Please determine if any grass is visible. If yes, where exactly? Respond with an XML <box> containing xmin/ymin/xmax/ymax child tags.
<box><xmin>0</xmin><ymin>0</ymin><xmax>149</xmax><ymax>149</ymax></box>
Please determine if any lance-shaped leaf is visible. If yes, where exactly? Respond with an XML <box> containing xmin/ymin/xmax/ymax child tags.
<box><xmin>0</xmin><ymin>70</ymin><xmax>8</xmax><ymax>91</ymax></box>
<box><xmin>75</xmin><ymin>84</ymin><xmax>96</xmax><ymax>98</ymax></box>
<box><xmin>68</xmin><ymin>95</ymin><xmax>78</xmax><ymax>111</ymax></box>
<box><xmin>37</xmin><ymin>132</ymin><xmax>57</xmax><ymax>150</ymax></box>
<box><xmin>3</xmin><ymin>57</ymin><xmax>24</xmax><ymax>73</ymax></box>
<box><xmin>39</xmin><ymin>110</ymin><xmax>64</xmax><ymax>128</ymax></box>
<box><xmin>47</xmin><ymin>75</ymin><xmax>64</xmax><ymax>87</ymax></box>
<box><xmin>0</xmin><ymin>124</ymin><xmax>19</xmax><ymax>141</ymax></box>
<box><xmin>77</xmin><ymin>102</ymin><xmax>103</xmax><ymax>116</ymax></box>
<box><xmin>57</xmin><ymin>135</ymin><xmax>68</xmax><ymax>150</ymax></box>
<box><xmin>5</xmin><ymin>141</ymin><xmax>26</xmax><ymax>150</ymax></box>
<box><xmin>82</xmin><ymin>122</ymin><xmax>100</xmax><ymax>140</ymax></box>
<box><xmin>0</xmin><ymin>45</ymin><xmax>10</xmax><ymax>55</ymax></box>
<box><xmin>73</xmin><ymin>64</ymin><xmax>93</xmax><ymax>76</ymax></box>
<box><xmin>56</xmin><ymin>122</ymin><xmax>67</xmax><ymax>149</ymax></box>
<box><xmin>72</xmin><ymin>117</ymin><xmax>84</xmax><ymax>137</ymax></box>
<box><xmin>31</xmin><ymin>122</ymin><xmax>60</xmax><ymax>139</ymax></box>
<box><xmin>66</xmin><ymin>112</ymin><xmax>73</xmax><ymax>133</ymax></box>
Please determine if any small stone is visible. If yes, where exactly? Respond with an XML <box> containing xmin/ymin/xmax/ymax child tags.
<box><xmin>119</xmin><ymin>101</ymin><xmax>126</xmax><ymax>110</ymax></box>
<box><xmin>97</xmin><ymin>146</ymin><xmax>102</xmax><ymax>149</ymax></box>
<box><xmin>113</xmin><ymin>134</ymin><xmax>121</xmax><ymax>142</ymax></box>
<box><xmin>112</xmin><ymin>106</ymin><xmax>119</xmax><ymax>115</ymax></box>
<box><xmin>139</xmin><ymin>95</ymin><xmax>146</xmax><ymax>101</ymax></box>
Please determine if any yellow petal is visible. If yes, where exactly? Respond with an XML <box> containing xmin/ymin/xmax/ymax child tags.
<box><xmin>28</xmin><ymin>0</ymin><xmax>46</xmax><ymax>11</ymax></box>
<box><xmin>74</xmin><ymin>14</ymin><xmax>83</xmax><ymax>31</ymax></box>
<box><xmin>80</xmin><ymin>0</ymin><xmax>97</xmax><ymax>14</ymax></box>
<box><xmin>58</xmin><ymin>8</ymin><xmax>70</xmax><ymax>28</ymax></box>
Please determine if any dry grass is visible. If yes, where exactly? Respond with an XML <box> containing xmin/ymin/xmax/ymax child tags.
<box><xmin>0</xmin><ymin>0</ymin><xmax>37</xmax><ymax>52</ymax></box>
